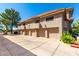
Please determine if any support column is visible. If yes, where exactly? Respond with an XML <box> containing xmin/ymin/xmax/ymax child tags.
<box><xmin>23</xmin><ymin>31</ymin><xmax>25</xmax><ymax>35</ymax></box>
<box><xmin>45</xmin><ymin>30</ymin><xmax>48</xmax><ymax>38</ymax></box>
<box><xmin>29</xmin><ymin>30</ymin><xmax>31</xmax><ymax>36</ymax></box>
<box><xmin>35</xmin><ymin>29</ymin><xmax>37</xmax><ymax>37</ymax></box>
<box><xmin>20</xmin><ymin>31</ymin><xmax>23</xmax><ymax>35</ymax></box>
<box><xmin>36</xmin><ymin>29</ymin><xmax>38</xmax><ymax>37</ymax></box>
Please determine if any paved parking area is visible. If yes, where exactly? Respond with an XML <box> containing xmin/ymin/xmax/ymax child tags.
<box><xmin>3</xmin><ymin>35</ymin><xmax>60</xmax><ymax>56</ymax></box>
<box><xmin>1</xmin><ymin>34</ymin><xmax>79</xmax><ymax>56</ymax></box>
<box><xmin>0</xmin><ymin>35</ymin><xmax>36</xmax><ymax>56</ymax></box>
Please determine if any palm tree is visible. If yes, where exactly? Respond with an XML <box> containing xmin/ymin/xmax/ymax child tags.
<box><xmin>0</xmin><ymin>19</ymin><xmax>10</xmax><ymax>34</ymax></box>
<box><xmin>0</xmin><ymin>8</ymin><xmax>21</xmax><ymax>34</ymax></box>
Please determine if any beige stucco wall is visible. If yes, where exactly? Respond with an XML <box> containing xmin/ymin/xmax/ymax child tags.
<box><xmin>39</xmin><ymin>14</ymin><xmax>63</xmax><ymax>39</ymax></box>
<box><xmin>25</xmin><ymin>24</ymin><xmax>30</xmax><ymax>29</ymax></box>
<box><xmin>35</xmin><ymin>14</ymin><xmax>63</xmax><ymax>39</ymax></box>
<box><xmin>18</xmin><ymin>13</ymin><xmax>64</xmax><ymax>39</ymax></box>
<box><xmin>25</xmin><ymin>14</ymin><xmax>63</xmax><ymax>30</ymax></box>
<box><xmin>66</xmin><ymin>12</ymin><xmax>70</xmax><ymax>19</ymax></box>
<box><xmin>66</xmin><ymin>11</ymin><xmax>72</xmax><ymax>19</ymax></box>
<box><xmin>20</xmin><ymin>25</ymin><xmax>24</xmax><ymax>30</ymax></box>
<box><xmin>20</xmin><ymin>13</ymin><xmax>68</xmax><ymax>31</ymax></box>
<box><xmin>29</xmin><ymin>23</ymin><xmax>39</xmax><ymax>29</ymax></box>
<box><xmin>40</xmin><ymin>14</ymin><xmax>63</xmax><ymax>28</ymax></box>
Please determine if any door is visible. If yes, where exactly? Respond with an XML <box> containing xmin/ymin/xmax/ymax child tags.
<box><xmin>48</xmin><ymin>27</ymin><xmax>59</xmax><ymax>39</ymax></box>
<box><xmin>25</xmin><ymin>30</ymin><xmax>29</xmax><ymax>35</ymax></box>
<box><xmin>37</xmin><ymin>29</ymin><xmax>45</xmax><ymax>37</ymax></box>
<box><xmin>31</xmin><ymin>30</ymin><xmax>37</xmax><ymax>36</ymax></box>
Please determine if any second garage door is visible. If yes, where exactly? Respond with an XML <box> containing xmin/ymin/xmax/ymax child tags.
<box><xmin>31</xmin><ymin>30</ymin><xmax>37</xmax><ymax>36</ymax></box>
<box><xmin>37</xmin><ymin>29</ymin><xmax>45</xmax><ymax>37</ymax></box>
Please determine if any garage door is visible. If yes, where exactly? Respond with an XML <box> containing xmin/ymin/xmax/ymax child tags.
<box><xmin>25</xmin><ymin>31</ymin><xmax>29</xmax><ymax>35</ymax></box>
<box><xmin>31</xmin><ymin>30</ymin><xmax>37</xmax><ymax>36</ymax></box>
<box><xmin>48</xmin><ymin>27</ymin><xmax>59</xmax><ymax>39</ymax></box>
<box><xmin>37</xmin><ymin>29</ymin><xmax>45</xmax><ymax>37</ymax></box>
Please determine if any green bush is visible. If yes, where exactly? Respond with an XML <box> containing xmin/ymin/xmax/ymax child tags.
<box><xmin>61</xmin><ymin>31</ymin><xmax>76</xmax><ymax>44</ymax></box>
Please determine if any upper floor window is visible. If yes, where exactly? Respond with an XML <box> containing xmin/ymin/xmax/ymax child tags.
<box><xmin>46</xmin><ymin>16</ymin><xmax>54</xmax><ymax>21</ymax></box>
<box><xmin>35</xmin><ymin>20</ymin><xmax>40</xmax><ymax>23</ymax></box>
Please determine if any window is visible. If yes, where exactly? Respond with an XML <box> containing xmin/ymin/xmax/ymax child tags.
<box><xmin>35</xmin><ymin>20</ymin><xmax>40</xmax><ymax>23</ymax></box>
<box><xmin>46</xmin><ymin>16</ymin><xmax>54</xmax><ymax>21</ymax></box>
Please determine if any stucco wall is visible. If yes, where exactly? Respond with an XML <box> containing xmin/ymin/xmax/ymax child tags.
<box><xmin>39</xmin><ymin>14</ymin><xmax>63</xmax><ymax>28</ymax></box>
<box><xmin>20</xmin><ymin>25</ymin><xmax>24</xmax><ymax>30</ymax></box>
<box><xmin>25</xmin><ymin>24</ymin><xmax>30</xmax><ymax>29</ymax></box>
<box><xmin>29</xmin><ymin>23</ymin><xmax>39</xmax><ymax>29</ymax></box>
<box><xmin>19</xmin><ymin>13</ymin><xmax>64</xmax><ymax>39</ymax></box>
<box><xmin>25</xmin><ymin>14</ymin><xmax>63</xmax><ymax>30</ymax></box>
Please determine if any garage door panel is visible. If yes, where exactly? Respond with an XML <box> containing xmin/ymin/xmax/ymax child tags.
<box><xmin>37</xmin><ymin>29</ymin><xmax>45</xmax><ymax>37</ymax></box>
<box><xmin>25</xmin><ymin>31</ymin><xmax>29</xmax><ymax>35</ymax></box>
<box><xmin>48</xmin><ymin>27</ymin><xmax>59</xmax><ymax>33</ymax></box>
<box><xmin>48</xmin><ymin>27</ymin><xmax>59</xmax><ymax>39</ymax></box>
<box><xmin>31</xmin><ymin>30</ymin><xmax>37</xmax><ymax>36</ymax></box>
<box><xmin>49</xmin><ymin>33</ymin><xmax>59</xmax><ymax>39</ymax></box>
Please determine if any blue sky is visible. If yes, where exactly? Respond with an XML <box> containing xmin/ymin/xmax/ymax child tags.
<box><xmin>0</xmin><ymin>3</ymin><xmax>79</xmax><ymax>22</ymax></box>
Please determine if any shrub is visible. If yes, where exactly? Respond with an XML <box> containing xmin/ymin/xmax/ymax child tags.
<box><xmin>61</xmin><ymin>31</ymin><xmax>76</xmax><ymax>44</ymax></box>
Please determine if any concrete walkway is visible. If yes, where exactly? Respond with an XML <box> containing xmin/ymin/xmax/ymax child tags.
<box><xmin>2</xmin><ymin>35</ymin><xmax>79</xmax><ymax>56</ymax></box>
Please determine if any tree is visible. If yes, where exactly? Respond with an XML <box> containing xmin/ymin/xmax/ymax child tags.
<box><xmin>0</xmin><ymin>8</ymin><xmax>21</xmax><ymax>34</ymax></box>
<box><xmin>72</xmin><ymin>20</ymin><xmax>79</xmax><ymax>35</ymax></box>
<box><xmin>72</xmin><ymin>20</ymin><xmax>79</xmax><ymax>28</ymax></box>
<box><xmin>0</xmin><ymin>19</ymin><xmax>10</xmax><ymax>34</ymax></box>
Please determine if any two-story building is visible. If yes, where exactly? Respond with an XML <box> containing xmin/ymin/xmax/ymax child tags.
<box><xmin>16</xmin><ymin>8</ymin><xmax>73</xmax><ymax>39</ymax></box>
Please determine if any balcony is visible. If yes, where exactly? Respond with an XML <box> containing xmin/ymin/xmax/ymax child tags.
<box><xmin>29</xmin><ymin>23</ymin><xmax>39</xmax><ymax>29</ymax></box>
